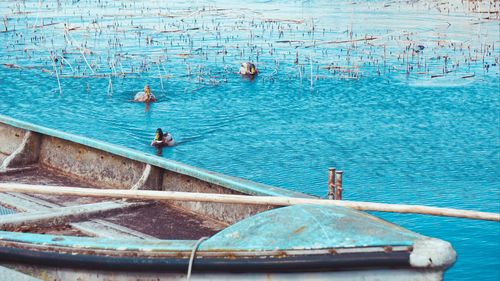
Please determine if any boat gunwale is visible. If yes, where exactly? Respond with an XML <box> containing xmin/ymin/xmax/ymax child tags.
<box><xmin>0</xmin><ymin>234</ymin><xmax>414</xmax><ymax>258</ymax></box>
<box><xmin>0</xmin><ymin>114</ymin><xmax>312</xmax><ymax>198</ymax></box>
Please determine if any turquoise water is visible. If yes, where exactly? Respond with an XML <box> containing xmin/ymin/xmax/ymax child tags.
<box><xmin>0</xmin><ymin>0</ymin><xmax>499</xmax><ymax>280</ymax></box>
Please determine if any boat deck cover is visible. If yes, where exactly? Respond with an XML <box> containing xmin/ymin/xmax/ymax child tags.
<box><xmin>200</xmin><ymin>204</ymin><xmax>423</xmax><ymax>251</ymax></box>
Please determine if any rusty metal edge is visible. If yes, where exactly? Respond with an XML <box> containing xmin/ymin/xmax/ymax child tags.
<box><xmin>0</xmin><ymin>238</ymin><xmax>413</xmax><ymax>258</ymax></box>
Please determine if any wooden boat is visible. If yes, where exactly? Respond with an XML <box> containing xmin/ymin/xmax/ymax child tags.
<box><xmin>0</xmin><ymin>114</ymin><xmax>456</xmax><ymax>281</ymax></box>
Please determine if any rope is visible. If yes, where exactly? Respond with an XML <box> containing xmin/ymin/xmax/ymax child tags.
<box><xmin>186</xmin><ymin>236</ymin><xmax>208</xmax><ymax>281</ymax></box>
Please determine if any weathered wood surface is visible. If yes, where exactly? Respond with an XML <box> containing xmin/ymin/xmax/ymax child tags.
<box><xmin>0</xmin><ymin>183</ymin><xmax>499</xmax><ymax>222</ymax></box>
<box><xmin>0</xmin><ymin>266</ymin><xmax>41</xmax><ymax>281</ymax></box>
<box><xmin>0</xmin><ymin>199</ymin><xmax>146</xmax><ymax>229</ymax></box>
<box><xmin>0</xmin><ymin>193</ymin><xmax>158</xmax><ymax>239</ymax></box>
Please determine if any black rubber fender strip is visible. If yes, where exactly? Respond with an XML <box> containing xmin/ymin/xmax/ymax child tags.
<box><xmin>0</xmin><ymin>246</ymin><xmax>411</xmax><ymax>273</ymax></box>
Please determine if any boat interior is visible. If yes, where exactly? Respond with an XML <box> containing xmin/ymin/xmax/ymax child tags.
<box><xmin>0</xmin><ymin>120</ymin><xmax>288</xmax><ymax>240</ymax></box>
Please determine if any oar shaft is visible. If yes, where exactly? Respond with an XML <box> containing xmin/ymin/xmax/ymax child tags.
<box><xmin>0</xmin><ymin>183</ymin><xmax>498</xmax><ymax>222</ymax></box>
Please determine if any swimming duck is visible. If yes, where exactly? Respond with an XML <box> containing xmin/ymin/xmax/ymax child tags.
<box><xmin>239</xmin><ymin>62</ymin><xmax>258</xmax><ymax>76</ymax></box>
<box><xmin>151</xmin><ymin>128</ymin><xmax>175</xmax><ymax>147</ymax></box>
<box><xmin>134</xmin><ymin>85</ymin><xmax>156</xmax><ymax>102</ymax></box>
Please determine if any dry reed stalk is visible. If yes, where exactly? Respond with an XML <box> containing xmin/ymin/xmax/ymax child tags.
<box><xmin>49</xmin><ymin>53</ymin><xmax>62</xmax><ymax>95</ymax></box>
<box><xmin>2</xmin><ymin>16</ymin><xmax>7</xmax><ymax>32</ymax></box>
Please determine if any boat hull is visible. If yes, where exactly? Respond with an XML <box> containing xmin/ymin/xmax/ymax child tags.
<box><xmin>0</xmin><ymin>115</ymin><xmax>455</xmax><ymax>281</ymax></box>
<box><xmin>3</xmin><ymin>264</ymin><xmax>445</xmax><ymax>281</ymax></box>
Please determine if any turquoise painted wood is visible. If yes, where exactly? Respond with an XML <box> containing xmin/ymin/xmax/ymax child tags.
<box><xmin>200</xmin><ymin>205</ymin><xmax>423</xmax><ymax>251</ymax></box>
<box><xmin>0</xmin><ymin>231</ymin><xmax>196</xmax><ymax>251</ymax></box>
<box><xmin>0</xmin><ymin>114</ymin><xmax>311</xmax><ymax>198</ymax></box>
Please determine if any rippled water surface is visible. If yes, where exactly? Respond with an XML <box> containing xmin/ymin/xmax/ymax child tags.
<box><xmin>0</xmin><ymin>0</ymin><xmax>499</xmax><ymax>280</ymax></box>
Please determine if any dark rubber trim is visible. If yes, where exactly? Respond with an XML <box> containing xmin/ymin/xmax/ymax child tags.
<box><xmin>0</xmin><ymin>246</ymin><xmax>411</xmax><ymax>273</ymax></box>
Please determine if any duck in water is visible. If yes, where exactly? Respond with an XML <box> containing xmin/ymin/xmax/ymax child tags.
<box><xmin>239</xmin><ymin>62</ymin><xmax>258</xmax><ymax>77</ymax></box>
<box><xmin>134</xmin><ymin>85</ymin><xmax>156</xmax><ymax>102</ymax></box>
<box><xmin>151</xmin><ymin>128</ymin><xmax>175</xmax><ymax>147</ymax></box>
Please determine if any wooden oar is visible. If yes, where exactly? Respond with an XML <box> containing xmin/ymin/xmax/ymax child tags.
<box><xmin>0</xmin><ymin>182</ymin><xmax>498</xmax><ymax>222</ymax></box>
